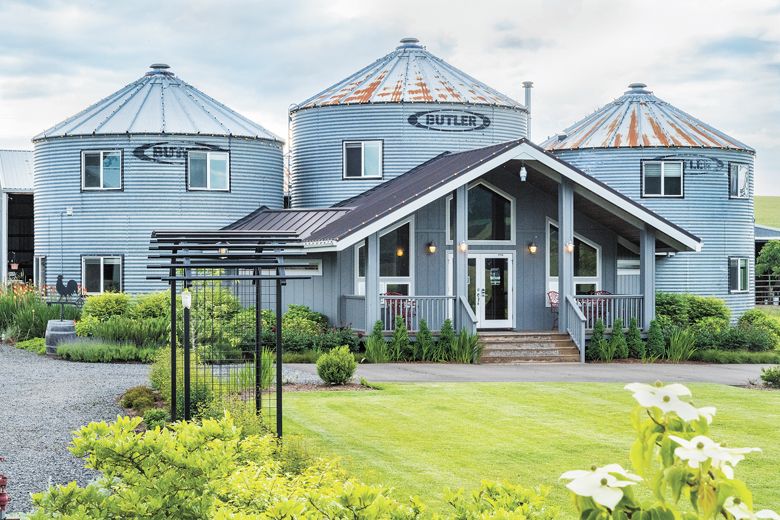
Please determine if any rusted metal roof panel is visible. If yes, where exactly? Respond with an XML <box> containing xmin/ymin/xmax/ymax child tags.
<box><xmin>34</xmin><ymin>64</ymin><xmax>282</xmax><ymax>142</ymax></box>
<box><xmin>543</xmin><ymin>83</ymin><xmax>753</xmax><ymax>152</ymax></box>
<box><xmin>294</xmin><ymin>38</ymin><xmax>524</xmax><ymax>111</ymax></box>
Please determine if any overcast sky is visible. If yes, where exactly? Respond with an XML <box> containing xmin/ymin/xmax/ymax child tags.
<box><xmin>1</xmin><ymin>0</ymin><xmax>779</xmax><ymax>194</ymax></box>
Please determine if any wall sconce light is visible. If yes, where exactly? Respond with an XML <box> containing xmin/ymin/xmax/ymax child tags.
<box><xmin>564</xmin><ymin>241</ymin><xmax>575</xmax><ymax>253</ymax></box>
<box><xmin>181</xmin><ymin>288</ymin><xmax>192</xmax><ymax>309</ymax></box>
<box><xmin>528</xmin><ymin>242</ymin><xmax>538</xmax><ymax>255</ymax></box>
<box><xmin>426</xmin><ymin>241</ymin><xmax>437</xmax><ymax>255</ymax></box>
<box><xmin>396</xmin><ymin>246</ymin><xmax>405</xmax><ymax>257</ymax></box>
<box><xmin>65</xmin><ymin>207</ymin><xmax>74</xmax><ymax>217</ymax></box>
<box><xmin>519</xmin><ymin>164</ymin><xmax>528</xmax><ymax>182</ymax></box>
<box><xmin>218</xmin><ymin>246</ymin><xmax>229</xmax><ymax>259</ymax></box>
<box><xmin>458</xmin><ymin>241</ymin><xmax>468</xmax><ymax>253</ymax></box>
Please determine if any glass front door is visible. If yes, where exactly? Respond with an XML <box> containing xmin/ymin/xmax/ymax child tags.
<box><xmin>467</xmin><ymin>253</ymin><xmax>514</xmax><ymax>329</ymax></box>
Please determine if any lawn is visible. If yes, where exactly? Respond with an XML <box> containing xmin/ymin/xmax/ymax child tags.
<box><xmin>284</xmin><ymin>383</ymin><xmax>780</xmax><ymax>512</ymax></box>
<box><xmin>758</xmin><ymin>305</ymin><xmax>780</xmax><ymax>319</ymax></box>
<box><xmin>756</xmin><ymin>196</ymin><xmax>780</xmax><ymax>228</ymax></box>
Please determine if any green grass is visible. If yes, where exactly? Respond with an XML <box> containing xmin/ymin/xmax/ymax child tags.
<box><xmin>284</xmin><ymin>383</ymin><xmax>780</xmax><ymax>512</ymax></box>
<box><xmin>756</xmin><ymin>196</ymin><xmax>780</xmax><ymax>228</ymax></box>
<box><xmin>757</xmin><ymin>305</ymin><xmax>780</xmax><ymax>319</ymax></box>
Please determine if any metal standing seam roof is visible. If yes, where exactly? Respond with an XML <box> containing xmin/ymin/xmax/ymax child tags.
<box><xmin>543</xmin><ymin>83</ymin><xmax>753</xmax><ymax>152</ymax></box>
<box><xmin>223</xmin><ymin>206</ymin><xmax>351</xmax><ymax>239</ymax></box>
<box><xmin>34</xmin><ymin>64</ymin><xmax>282</xmax><ymax>142</ymax></box>
<box><xmin>293</xmin><ymin>38</ymin><xmax>525</xmax><ymax>111</ymax></box>
<box><xmin>756</xmin><ymin>224</ymin><xmax>780</xmax><ymax>241</ymax></box>
<box><xmin>0</xmin><ymin>150</ymin><xmax>34</xmax><ymax>192</ymax></box>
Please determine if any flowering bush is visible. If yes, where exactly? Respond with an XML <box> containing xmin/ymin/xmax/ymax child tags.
<box><xmin>562</xmin><ymin>382</ymin><xmax>778</xmax><ymax>519</ymax></box>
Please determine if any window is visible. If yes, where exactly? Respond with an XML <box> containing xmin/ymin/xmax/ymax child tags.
<box><xmin>82</xmin><ymin>151</ymin><xmax>122</xmax><ymax>190</ymax></box>
<box><xmin>188</xmin><ymin>151</ymin><xmax>229</xmax><ymax>190</ymax></box>
<box><xmin>356</xmin><ymin>220</ymin><xmax>413</xmax><ymax>295</ymax></box>
<box><xmin>82</xmin><ymin>256</ymin><xmax>122</xmax><ymax>294</ymax></box>
<box><xmin>729</xmin><ymin>257</ymin><xmax>749</xmax><ymax>293</ymax></box>
<box><xmin>33</xmin><ymin>256</ymin><xmax>46</xmax><ymax>289</ymax></box>
<box><xmin>729</xmin><ymin>163</ymin><xmax>749</xmax><ymax>199</ymax></box>
<box><xmin>546</xmin><ymin>221</ymin><xmax>601</xmax><ymax>296</ymax></box>
<box><xmin>446</xmin><ymin>181</ymin><xmax>514</xmax><ymax>243</ymax></box>
<box><xmin>343</xmin><ymin>141</ymin><xmax>383</xmax><ymax>179</ymax></box>
<box><xmin>642</xmin><ymin>161</ymin><xmax>683</xmax><ymax>197</ymax></box>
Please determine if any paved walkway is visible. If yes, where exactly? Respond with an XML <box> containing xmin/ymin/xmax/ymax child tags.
<box><xmin>289</xmin><ymin>362</ymin><xmax>771</xmax><ymax>386</ymax></box>
<box><xmin>0</xmin><ymin>344</ymin><xmax>149</xmax><ymax>513</ymax></box>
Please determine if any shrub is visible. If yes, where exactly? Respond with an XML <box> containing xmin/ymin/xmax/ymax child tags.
<box><xmin>646</xmin><ymin>319</ymin><xmax>665</xmax><ymax>358</ymax></box>
<box><xmin>666</xmin><ymin>327</ymin><xmax>698</xmax><ymax>362</ymax></box>
<box><xmin>446</xmin><ymin>481</ymin><xmax>558</xmax><ymax>519</ymax></box>
<box><xmin>692</xmin><ymin>349</ymin><xmax>780</xmax><ymax>364</ymax></box>
<box><xmin>15</xmin><ymin>337</ymin><xmax>46</xmax><ymax>355</ymax></box>
<box><xmin>142</xmin><ymin>408</ymin><xmax>169</xmax><ymax>430</ymax></box>
<box><xmin>415</xmin><ymin>319</ymin><xmax>434</xmax><ymax>361</ymax></box>
<box><xmin>91</xmin><ymin>315</ymin><xmax>169</xmax><ymax>348</ymax></box>
<box><xmin>626</xmin><ymin>318</ymin><xmax>644</xmax><ymax>359</ymax></box>
<box><xmin>82</xmin><ymin>292</ymin><xmax>131</xmax><ymax>321</ymax></box>
<box><xmin>691</xmin><ymin>316</ymin><xmax>729</xmax><ymax>349</ymax></box>
<box><xmin>284</xmin><ymin>304</ymin><xmax>328</xmax><ymax>329</ymax></box>
<box><xmin>656</xmin><ymin>292</ymin><xmax>689</xmax><ymax>327</ymax></box>
<box><xmin>435</xmin><ymin>318</ymin><xmax>456</xmax><ymax>362</ymax></box>
<box><xmin>716</xmin><ymin>325</ymin><xmax>775</xmax><ymax>352</ymax></box>
<box><xmin>739</xmin><ymin>308</ymin><xmax>780</xmax><ymax>346</ymax></box>
<box><xmin>10</xmin><ymin>295</ymin><xmax>79</xmax><ymax>341</ymax></box>
<box><xmin>56</xmin><ymin>339</ymin><xmax>156</xmax><ymax>363</ymax></box>
<box><xmin>756</xmin><ymin>239</ymin><xmax>780</xmax><ymax>277</ymax></box>
<box><xmin>391</xmin><ymin>315</ymin><xmax>410</xmax><ymax>361</ymax></box>
<box><xmin>686</xmin><ymin>294</ymin><xmax>730</xmax><ymax>324</ymax></box>
<box><xmin>75</xmin><ymin>314</ymin><xmax>99</xmax><ymax>336</ymax></box>
<box><xmin>363</xmin><ymin>321</ymin><xmax>389</xmax><ymax>363</ymax></box>
<box><xmin>316</xmin><ymin>345</ymin><xmax>356</xmax><ymax>384</ymax></box>
<box><xmin>282</xmin><ymin>350</ymin><xmax>322</xmax><ymax>363</ymax></box>
<box><xmin>120</xmin><ymin>386</ymin><xmax>157</xmax><ymax>410</ymax></box>
<box><xmin>761</xmin><ymin>366</ymin><xmax>780</xmax><ymax>388</ymax></box>
<box><xmin>451</xmin><ymin>328</ymin><xmax>482</xmax><ymax>364</ymax></box>
<box><xmin>130</xmin><ymin>291</ymin><xmax>171</xmax><ymax>319</ymax></box>
<box><xmin>588</xmin><ymin>320</ymin><xmax>607</xmax><ymax>361</ymax></box>
<box><xmin>610</xmin><ymin>318</ymin><xmax>628</xmax><ymax>359</ymax></box>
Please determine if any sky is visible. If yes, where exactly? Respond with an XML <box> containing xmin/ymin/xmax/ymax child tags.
<box><xmin>1</xmin><ymin>0</ymin><xmax>779</xmax><ymax>194</ymax></box>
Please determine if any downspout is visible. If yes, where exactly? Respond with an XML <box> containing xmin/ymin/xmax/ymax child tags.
<box><xmin>523</xmin><ymin>81</ymin><xmax>534</xmax><ymax>140</ymax></box>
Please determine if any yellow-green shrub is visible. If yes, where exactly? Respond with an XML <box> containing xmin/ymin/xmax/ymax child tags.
<box><xmin>82</xmin><ymin>292</ymin><xmax>131</xmax><ymax>321</ymax></box>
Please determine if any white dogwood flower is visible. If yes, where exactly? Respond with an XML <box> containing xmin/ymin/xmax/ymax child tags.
<box><xmin>560</xmin><ymin>464</ymin><xmax>641</xmax><ymax>510</ymax></box>
<box><xmin>698</xmin><ymin>406</ymin><xmax>717</xmax><ymax>424</ymax></box>
<box><xmin>724</xmin><ymin>497</ymin><xmax>780</xmax><ymax>519</ymax></box>
<box><xmin>625</xmin><ymin>382</ymin><xmax>701</xmax><ymax>421</ymax></box>
<box><xmin>669</xmin><ymin>435</ymin><xmax>760</xmax><ymax>479</ymax></box>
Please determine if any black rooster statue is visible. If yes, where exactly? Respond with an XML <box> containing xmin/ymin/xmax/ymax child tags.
<box><xmin>56</xmin><ymin>275</ymin><xmax>79</xmax><ymax>320</ymax></box>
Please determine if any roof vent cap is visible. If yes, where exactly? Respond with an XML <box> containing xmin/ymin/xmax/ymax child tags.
<box><xmin>626</xmin><ymin>82</ymin><xmax>650</xmax><ymax>94</ymax></box>
<box><xmin>147</xmin><ymin>63</ymin><xmax>173</xmax><ymax>76</ymax></box>
<box><xmin>397</xmin><ymin>37</ymin><xmax>423</xmax><ymax>49</ymax></box>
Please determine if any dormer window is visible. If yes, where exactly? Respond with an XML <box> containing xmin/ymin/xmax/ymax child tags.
<box><xmin>82</xmin><ymin>151</ymin><xmax>122</xmax><ymax>190</ymax></box>
<box><xmin>343</xmin><ymin>141</ymin><xmax>383</xmax><ymax>179</ymax></box>
<box><xmin>642</xmin><ymin>161</ymin><xmax>683</xmax><ymax>197</ymax></box>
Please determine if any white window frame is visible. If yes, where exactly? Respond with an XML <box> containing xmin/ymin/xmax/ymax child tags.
<box><xmin>187</xmin><ymin>151</ymin><xmax>230</xmax><ymax>191</ymax></box>
<box><xmin>729</xmin><ymin>257</ymin><xmax>749</xmax><ymax>293</ymax></box>
<box><xmin>342</xmin><ymin>140</ymin><xmax>383</xmax><ymax>179</ymax></box>
<box><xmin>33</xmin><ymin>255</ymin><xmax>46</xmax><ymax>289</ymax></box>
<box><xmin>276</xmin><ymin>258</ymin><xmax>322</xmax><ymax>276</ymax></box>
<box><xmin>545</xmin><ymin>218</ymin><xmax>602</xmax><ymax>302</ymax></box>
<box><xmin>445</xmin><ymin>180</ymin><xmax>516</xmax><ymax>245</ymax></box>
<box><xmin>729</xmin><ymin>163</ymin><xmax>749</xmax><ymax>199</ymax></box>
<box><xmin>642</xmin><ymin>160</ymin><xmax>684</xmax><ymax>198</ymax></box>
<box><xmin>354</xmin><ymin>217</ymin><xmax>414</xmax><ymax>296</ymax></box>
<box><xmin>81</xmin><ymin>150</ymin><xmax>122</xmax><ymax>191</ymax></box>
<box><xmin>81</xmin><ymin>256</ymin><xmax>122</xmax><ymax>294</ymax></box>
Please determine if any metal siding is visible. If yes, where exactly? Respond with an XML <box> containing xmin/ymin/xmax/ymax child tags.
<box><xmin>34</xmin><ymin>134</ymin><xmax>283</xmax><ymax>293</ymax></box>
<box><xmin>553</xmin><ymin>147</ymin><xmax>755</xmax><ymax>318</ymax></box>
<box><xmin>289</xmin><ymin>103</ymin><xmax>526</xmax><ymax>208</ymax></box>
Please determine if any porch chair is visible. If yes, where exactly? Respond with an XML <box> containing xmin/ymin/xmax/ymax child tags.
<box><xmin>546</xmin><ymin>290</ymin><xmax>559</xmax><ymax>330</ymax></box>
<box><xmin>588</xmin><ymin>289</ymin><xmax>612</xmax><ymax>325</ymax></box>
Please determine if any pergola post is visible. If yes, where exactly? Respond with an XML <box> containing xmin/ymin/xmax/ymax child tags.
<box><xmin>640</xmin><ymin>226</ymin><xmax>656</xmax><ymax>331</ymax></box>
<box><xmin>365</xmin><ymin>233</ymin><xmax>380</xmax><ymax>329</ymax></box>
<box><xmin>453</xmin><ymin>185</ymin><xmax>468</xmax><ymax>329</ymax></box>
<box><xmin>558</xmin><ymin>179</ymin><xmax>574</xmax><ymax>333</ymax></box>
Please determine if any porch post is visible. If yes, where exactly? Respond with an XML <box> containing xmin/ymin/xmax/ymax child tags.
<box><xmin>453</xmin><ymin>185</ymin><xmax>468</xmax><ymax>330</ymax></box>
<box><xmin>558</xmin><ymin>179</ymin><xmax>574</xmax><ymax>333</ymax></box>
<box><xmin>365</xmin><ymin>233</ymin><xmax>380</xmax><ymax>329</ymax></box>
<box><xmin>640</xmin><ymin>226</ymin><xmax>656</xmax><ymax>331</ymax></box>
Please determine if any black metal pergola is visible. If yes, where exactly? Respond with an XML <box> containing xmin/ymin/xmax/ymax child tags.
<box><xmin>148</xmin><ymin>229</ymin><xmax>311</xmax><ymax>437</ymax></box>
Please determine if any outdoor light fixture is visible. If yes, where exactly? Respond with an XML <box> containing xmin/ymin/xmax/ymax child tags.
<box><xmin>396</xmin><ymin>246</ymin><xmax>405</xmax><ymax>257</ymax></box>
<box><xmin>528</xmin><ymin>242</ymin><xmax>538</xmax><ymax>255</ymax></box>
<box><xmin>426</xmin><ymin>241</ymin><xmax>437</xmax><ymax>255</ymax></box>
<box><xmin>564</xmin><ymin>241</ymin><xmax>575</xmax><ymax>253</ymax></box>
<box><xmin>218</xmin><ymin>246</ymin><xmax>229</xmax><ymax>258</ymax></box>
<box><xmin>181</xmin><ymin>289</ymin><xmax>192</xmax><ymax>309</ymax></box>
<box><xmin>65</xmin><ymin>207</ymin><xmax>73</xmax><ymax>217</ymax></box>
<box><xmin>458</xmin><ymin>241</ymin><xmax>468</xmax><ymax>253</ymax></box>
<box><xmin>519</xmin><ymin>164</ymin><xmax>528</xmax><ymax>182</ymax></box>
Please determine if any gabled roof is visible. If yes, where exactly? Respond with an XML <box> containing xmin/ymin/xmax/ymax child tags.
<box><xmin>34</xmin><ymin>64</ymin><xmax>282</xmax><ymax>142</ymax></box>
<box><xmin>227</xmin><ymin>139</ymin><xmax>702</xmax><ymax>254</ymax></box>
<box><xmin>293</xmin><ymin>38</ymin><xmax>524</xmax><ymax>111</ymax></box>
<box><xmin>543</xmin><ymin>83</ymin><xmax>752</xmax><ymax>152</ymax></box>
<box><xmin>756</xmin><ymin>224</ymin><xmax>780</xmax><ymax>241</ymax></box>
<box><xmin>0</xmin><ymin>150</ymin><xmax>33</xmax><ymax>192</ymax></box>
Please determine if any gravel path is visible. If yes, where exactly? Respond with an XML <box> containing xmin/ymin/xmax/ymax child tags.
<box><xmin>0</xmin><ymin>343</ymin><xmax>149</xmax><ymax>513</ymax></box>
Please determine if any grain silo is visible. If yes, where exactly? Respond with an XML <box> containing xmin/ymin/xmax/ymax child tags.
<box><xmin>543</xmin><ymin>83</ymin><xmax>755</xmax><ymax>317</ymax></box>
<box><xmin>33</xmin><ymin>64</ymin><xmax>284</xmax><ymax>294</ymax></box>
<box><xmin>289</xmin><ymin>38</ymin><xmax>529</xmax><ymax>208</ymax></box>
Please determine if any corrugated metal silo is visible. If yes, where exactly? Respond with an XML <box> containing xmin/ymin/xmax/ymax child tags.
<box><xmin>289</xmin><ymin>38</ymin><xmax>528</xmax><ymax>208</ymax></box>
<box><xmin>543</xmin><ymin>83</ymin><xmax>755</xmax><ymax>317</ymax></box>
<box><xmin>33</xmin><ymin>64</ymin><xmax>284</xmax><ymax>294</ymax></box>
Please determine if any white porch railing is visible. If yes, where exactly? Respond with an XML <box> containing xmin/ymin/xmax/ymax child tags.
<box><xmin>379</xmin><ymin>295</ymin><xmax>455</xmax><ymax>332</ymax></box>
<box><xmin>565</xmin><ymin>295</ymin><xmax>586</xmax><ymax>363</ymax></box>
<box><xmin>574</xmin><ymin>294</ymin><xmax>643</xmax><ymax>331</ymax></box>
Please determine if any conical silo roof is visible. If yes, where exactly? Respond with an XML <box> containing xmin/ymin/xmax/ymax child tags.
<box><xmin>294</xmin><ymin>38</ymin><xmax>524</xmax><ymax>110</ymax></box>
<box><xmin>543</xmin><ymin>83</ymin><xmax>752</xmax><ymax>152</ymax></box>
<box><xmin>34</xmin><ymin>64</ymin><xmax>282</xmax><ymax>142</ymax></box>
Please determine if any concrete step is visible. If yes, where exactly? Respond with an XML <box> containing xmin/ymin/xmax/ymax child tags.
<box><xmin>478</xmin><ymin>331</ymin><xmax>579</xmax><ymax>363</ymax></box>
<box><xmin>481</xmin><ymin>353</ymin><xmax>581</xmax><ymax>363</ymax></box>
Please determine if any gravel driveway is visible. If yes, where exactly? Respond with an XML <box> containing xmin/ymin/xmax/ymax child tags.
<box><xmin>0</xmin><ymin>343</ymin><xmax>149</xmax><ymax>513</ymax></box>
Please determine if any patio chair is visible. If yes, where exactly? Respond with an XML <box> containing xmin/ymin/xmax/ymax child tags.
<box><xmin>547</xmin><ymin>290</ymin><xmax>559</xmax><ymax>329</ymax></box>
<box><xmin>588</xmin><ymin>290</ymin><xmax>612</xmax><ymax>324</ymax></box>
